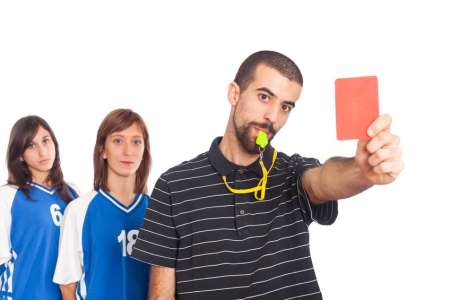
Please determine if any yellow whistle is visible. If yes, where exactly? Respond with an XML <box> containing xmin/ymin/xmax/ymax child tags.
<box><xmin>256</xmin><ymin>130</ymin><xmax>268</xmax><ymax>149</ymax></box>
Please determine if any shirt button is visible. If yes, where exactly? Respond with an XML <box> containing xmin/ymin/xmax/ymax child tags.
<box><xmin>239</xmin><ymin>209</ymin><xmax>245</xmax><ymax>215</ymax></box>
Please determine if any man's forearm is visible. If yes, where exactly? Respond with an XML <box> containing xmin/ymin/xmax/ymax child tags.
<box><xmin>148</xmin><ymin>265</ymin><xmax>176</xmax><ymax>300</ymax></box>
<box><xmin>303</xmin><ymin>156</ymin><xmax>373</xmax><ymax>204</ymax></box>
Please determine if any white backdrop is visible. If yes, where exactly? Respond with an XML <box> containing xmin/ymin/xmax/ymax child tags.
<box><xmin>1</xmin><ymin>1</ymin><xmax>448</xmax><ymax>298</ymax></box>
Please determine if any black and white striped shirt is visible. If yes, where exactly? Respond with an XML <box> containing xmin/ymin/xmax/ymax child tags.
<box><xmin>132</xmin><ymin>137</ymin><xmax>338</xmax><ymax>299</ymax></box>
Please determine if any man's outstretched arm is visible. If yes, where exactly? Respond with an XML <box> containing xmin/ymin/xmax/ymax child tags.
<box><xmin>303</xmin><ymin>114</ymin><xmax>403</xmax><ymax>204</ymax></box>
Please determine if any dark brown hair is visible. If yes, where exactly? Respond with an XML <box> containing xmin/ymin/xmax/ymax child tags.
<box><xmin>6</xmin><ymin>115</ymin><xmax>75</xmax><ymax>203</ymax></box>
<box><xmin>93</xmin><ymin>109</ymin><xmax>151</xmax><ymax>193</ymax></box>
<box><xmin>234</xmin><ymin>50</ymin><xmax>303</xmax><ymax>92</ymax></box>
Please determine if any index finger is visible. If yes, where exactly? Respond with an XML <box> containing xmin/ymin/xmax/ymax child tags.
<box><xmin>367</xmin><ymin>114</ymin><xmax>392</xmax><ymax>137</ymax></box>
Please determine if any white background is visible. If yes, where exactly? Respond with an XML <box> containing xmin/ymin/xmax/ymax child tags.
<box><xmin>1</xmin><ymin>1</ymin><xmax>448</xmax><ymax>298</ymax></box>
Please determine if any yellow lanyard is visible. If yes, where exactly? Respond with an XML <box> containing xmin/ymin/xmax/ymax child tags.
<box><xmin>222</xmin><ymin>149</ymin><xmax>278</xmax><ymax>201</ymax></box>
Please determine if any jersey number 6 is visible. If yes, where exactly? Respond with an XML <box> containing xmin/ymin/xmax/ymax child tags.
<box><xmin>50</xmin><ymin>204</ymin><xmax>63</xmax><ymax>226</ymax></box>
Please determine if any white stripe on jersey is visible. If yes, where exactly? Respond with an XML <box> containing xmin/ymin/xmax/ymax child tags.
<box><xmin>0</xmin><ymin>251</ymin><xmax>16</xmax><ymax>294</ymax></box>
<box><xmin>76</xmin><ymin>273</ymin><xmax>87</xmax><ymax>300</ymax></box>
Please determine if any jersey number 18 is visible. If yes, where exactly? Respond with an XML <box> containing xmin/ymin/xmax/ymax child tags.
<box><xmin>117</xmin><ymin>229</ymin><xmax>139</xmax><ymax>257</ymax></box>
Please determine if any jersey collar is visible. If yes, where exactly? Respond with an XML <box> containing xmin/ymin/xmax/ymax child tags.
<box><xmin>99</xmin><ymin>188</ymin><xmax>143</xmax><ymax>213</ymax></box>
<box><xmin>29</xmin><ymin>182</ymin><xmax>56</xmax><ymax>195</ymax></box>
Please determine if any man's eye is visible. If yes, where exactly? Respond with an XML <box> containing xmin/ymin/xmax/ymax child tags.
<box><xmin>258</xmin><ymin>94</ymin><xmax>269</xmax><ymax>102</ymax></box>
<box><xmin>282</xmin><ymin>104</ymin><xmax>293</xmax><ymax>112</ymax></box>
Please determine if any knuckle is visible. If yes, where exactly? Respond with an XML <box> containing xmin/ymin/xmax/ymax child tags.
<box><xmin>374</xmin><ymin>150</ymin><xmax>384</xmax><ymax>161</ymax></box>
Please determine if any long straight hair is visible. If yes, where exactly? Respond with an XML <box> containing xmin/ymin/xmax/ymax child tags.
<box><xmin>6</xmin><ymin>115</ymin><xmax>75</xmax><ymax>203</ymax></box>
<box><xmin>93</xmin><ymin>109</ymin><xmax>151</xmax><ymax>194</ymax></box>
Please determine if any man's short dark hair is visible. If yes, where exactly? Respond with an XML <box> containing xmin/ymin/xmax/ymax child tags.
<box><xmin>234</xmin><ymin>50</ymin><xmax>303</xmax><ymax>92</ymax></box>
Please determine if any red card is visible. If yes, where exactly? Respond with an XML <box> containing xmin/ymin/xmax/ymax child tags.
<box><xmin>335</xmin><ymin>76</ymin><xmax>379</xmax><ymax>140</ymax></box>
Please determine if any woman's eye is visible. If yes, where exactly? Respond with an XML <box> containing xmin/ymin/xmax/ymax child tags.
<box><xmin>27</xmin><ymin>143</ymin><xmax>36</xmax><ymax>149</ymax></box>
<box><xmin>133</xmin><ymin>139</ymin><xmax>143</xmax><ymax>145</ymax></box>
<box><xmin>112</xmin><ymin>138</ymin><xmax>123</xmax><ymax>144</ymax></box>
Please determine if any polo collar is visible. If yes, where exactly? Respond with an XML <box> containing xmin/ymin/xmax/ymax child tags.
<box><xmin>208</xmin><ymin>136</ymin><xmax>275</xmax><ymax>177</ymax></box>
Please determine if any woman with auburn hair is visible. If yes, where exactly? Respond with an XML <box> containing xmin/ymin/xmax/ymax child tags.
<box><xmin>0</xmin><ymin>116</ymin><xmax>78</xmax><ymax>300</ymax></box>
<box><xmin>53</xmin><ymin>109</ymin><xmax>151</xmax><ymax>300</ymax></box>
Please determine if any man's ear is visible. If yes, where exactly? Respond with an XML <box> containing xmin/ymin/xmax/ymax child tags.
<box><xmin>228</xmin><ymin>81</ymin><xmax>240</xmax><ymax>107</ymax></box>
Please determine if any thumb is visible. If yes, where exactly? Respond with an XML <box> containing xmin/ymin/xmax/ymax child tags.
<box><xmin>356</xmin><ymin>139</ymin><xmax>369</xmax><ymax>155</ymax></box>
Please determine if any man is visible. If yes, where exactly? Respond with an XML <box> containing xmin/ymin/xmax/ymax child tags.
<box><xmin>131</xmin><ymin>51</ymin><xmax>403</xmax><ymax>299</ymax></box>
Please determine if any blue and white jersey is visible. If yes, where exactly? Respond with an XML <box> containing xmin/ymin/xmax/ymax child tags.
<box><xmin>0</xmin><ymin>183</ymin><xmax>77</xmax><ymax>300</ymax></box>
<box><xmin>53</xmin><ymin>189</ymin><xmax>150</xmax><ymax>300</ymax></box>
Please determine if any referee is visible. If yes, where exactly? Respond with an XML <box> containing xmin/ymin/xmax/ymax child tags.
<box><xmin>131</xmin><ymin>50</ymin><xmax>404</xmax><ymax>299</ymax></box>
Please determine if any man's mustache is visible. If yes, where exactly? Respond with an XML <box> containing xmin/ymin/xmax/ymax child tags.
<box><xmin>249</xmin><ymin>122</ymin><xmax>275</xmax><ymax>136</ymax></box>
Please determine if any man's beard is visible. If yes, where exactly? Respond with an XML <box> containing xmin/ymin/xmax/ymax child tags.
<box><xmin>234</xmin><ymin>116</ymin><xmax>276</xmax><ymax>154</ymax></box>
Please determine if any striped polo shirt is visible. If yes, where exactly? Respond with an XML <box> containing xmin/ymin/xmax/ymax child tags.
<box><xmin>132</xmin><ymin>137</ymin><xmax>338</xmax><ymax>299</ymax></box>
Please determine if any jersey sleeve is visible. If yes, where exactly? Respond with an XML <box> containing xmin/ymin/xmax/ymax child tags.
<box><xmin>53</xmin><ymin>195</ymin><xmax>88</xmax><ymax>284</ymax></box>
<box><xmin>0</xmin><ymin>185</ymin><xmax>16</xmax><ymax>265</ymax></box>
<box><xmin>131</xmin><ymin>175</ymin><xmax>178</xmax><ymax>268</ymax></box>
<box><xmin>294</xmin><ymin>155</ymin><xmax>339</xmax><ymax>226</ymax></box>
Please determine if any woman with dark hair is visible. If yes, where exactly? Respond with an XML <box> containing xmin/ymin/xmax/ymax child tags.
<box><xmin>53</xmin><ymin>109</ymin><xmax>151</xmax><ymax>300</ymax></box>
<box><xmin>0</xmin><ymin>115</ymin><xmax>78</xmax><ymax>300</ymax></box>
